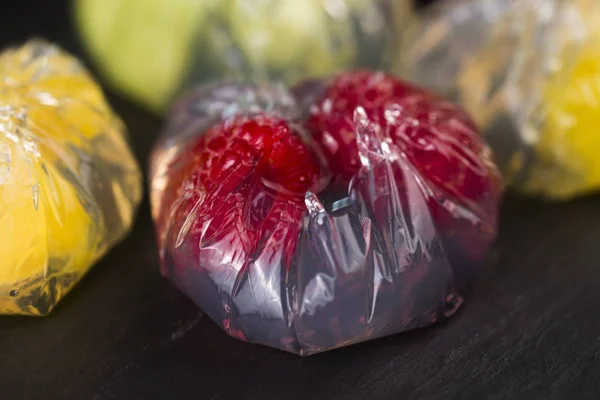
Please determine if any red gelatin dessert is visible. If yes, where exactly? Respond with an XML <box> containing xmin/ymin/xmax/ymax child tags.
<box><xmin>150</xmin><ymin>72</ymin><xmax>503</xmax><ymax>356</ymax></box>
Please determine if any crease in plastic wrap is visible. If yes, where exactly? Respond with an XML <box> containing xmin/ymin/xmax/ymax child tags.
<box><xmin>74</xmin><ymin>0</ymin><xmax>414</xmax><ymax>112</ymax></box>
<box><xmin>396</xmin><ymin>0</ymin><xmax>600</xmax><ymax>199</ymax></box>
<box><xmin>150</xmin><ymin>71</ymin><xmax>502</xmax><ymax>356</ymax></box>
<box><xmin>0</xmin><ymin>40</ymin><xmax>142</xmax><ymax>316</ymax></box>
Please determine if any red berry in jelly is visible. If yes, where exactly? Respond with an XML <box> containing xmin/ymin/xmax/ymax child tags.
<box><xmin>151</xmin><ymin>75</ymin><xmax>503</xmax><ymax>356</ymax></box>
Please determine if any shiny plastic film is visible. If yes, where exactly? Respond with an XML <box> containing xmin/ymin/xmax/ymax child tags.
<box><xmin>74</xmin><ymin>0</ymin><xmax>414</xmax><ymax>113</ymax></box>
<box><xmin>396</xmin><ymin>0</ymin><xmax>600</xmax><ymax>199</ymax></box>
<box><xmin>150</xmin><ymin>71</ymin><xmax>502</xmax><ymax>355</ymax></box>
<box><xmin>0</xmin><ymin>40</ymin><xmax>142</xmax><ymax>316</ymax></box>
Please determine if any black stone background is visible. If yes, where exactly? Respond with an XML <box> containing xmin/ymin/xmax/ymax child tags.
<box><xmin>1</xmin><ymin>1</ymin><xmax>599</xmax><ymax>399</ymax></box>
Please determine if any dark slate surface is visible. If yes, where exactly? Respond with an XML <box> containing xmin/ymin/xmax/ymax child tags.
<box><xmin>1</xmin><ymin>1</ymin><xmax>599</xmax><ymax>399</ymax></box>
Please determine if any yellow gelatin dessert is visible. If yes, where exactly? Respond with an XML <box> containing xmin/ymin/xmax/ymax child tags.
<box><xmin>73</xmin><ymin>0</ymin><xmax>411</xmax><ymax>113</ymax></box>
<box><xmin>397</xmin><ymin>0</ymin><xmax>600</xmax><ymax>199</ymax></box>
<box><xmin>0</xmin><ymin>40</ymin><xmax>142</xmax><ymax>316</ymax></box>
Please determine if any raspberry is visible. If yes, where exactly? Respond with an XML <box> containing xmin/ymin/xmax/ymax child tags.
<box><xmin>300</xmin><ymin>71</ymin><xmax>502</xmax><ymax>267</ymax></box>
<box><xmin>158</xmin><ymin>113</ymin><xmax>321</xmax><ymax>266</ymax></box>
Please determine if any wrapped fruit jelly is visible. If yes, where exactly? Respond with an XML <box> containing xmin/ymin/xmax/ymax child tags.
<box><xmin>0</xmin><ymin>40</ymin><xmax>142</xmax><ymax>316</ymax></box>
<box><xmin>150</xmin><ymin>71</ymin><xmax>502</xmax><ymax>356</ymax></box>
<box><xmin>74</xmin><ymin>0</ymin><xmax>413</xmax><ymax>112</ymax></box>
<box><xmin>397</xmin><ymin>0</ymin><xmax>600</xmax><ymax>199</ymax></box>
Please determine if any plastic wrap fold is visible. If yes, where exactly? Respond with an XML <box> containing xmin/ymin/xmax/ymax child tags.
<box><xmin>150</xmin><ymin>73</ymin><xmax>502</xmax><ymax>355</ymax></box>
<box><xmin>74</xmin><ymin>0</ymin><xmax>413</xmax><ymax>112</ymax></box>
<box><xmin>397</xmin><ymin>0</ymin><xmax>600</xmax><ymax>199</ymax></box>
<box><xmin>0</xmin><ymin>40</ymin><xmax>142</xmax><ymax>316</ymax></box>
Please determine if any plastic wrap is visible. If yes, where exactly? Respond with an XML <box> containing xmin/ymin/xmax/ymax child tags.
<box><xmin>397</xmin><ymin>0</ymin><xmax>600</xmax><ymax>199</ymax></box>
<box><xmin>0</xmin><ymin>40</ymin><xmax>142</xmax><ymax>316</ymax></box>
<box><xmin>74</xmin><ymin>0</ymin><xmax>413</xmax><ymax>113</ymax></box>
<box><xmin>150</xmin><ymin>71</ymin><xmax>502</xmax><ymax>355</ymax></box>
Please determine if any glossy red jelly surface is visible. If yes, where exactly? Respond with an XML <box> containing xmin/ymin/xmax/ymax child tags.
<box><xmin>151</xmin><ymin>73</ymin><xmax>503</xmax><ymax>356</ymax></box>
